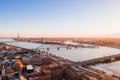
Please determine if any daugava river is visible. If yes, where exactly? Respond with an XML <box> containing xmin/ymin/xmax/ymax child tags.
<box><xmin>1</xmin><ymin>38</ymin><xmax>120</xmax><ymax>75</ymax></box>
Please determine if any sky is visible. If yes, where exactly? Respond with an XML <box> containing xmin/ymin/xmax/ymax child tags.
<box><xmin>0</xmin><ymin>0</ymin><xmax>120</xmax><ymax>38</ymax></box>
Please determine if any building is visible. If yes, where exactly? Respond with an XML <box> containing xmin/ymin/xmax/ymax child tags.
<box><xmin>22</xmin><ymin>57</ymin><xmax>30</xmax><ymax>65</ymax></box>
<box><xmin>30</xmin><ymin>54</ymin><xmax>42</xmax><ymax>65</ymax></box>
<box><xmin>14</xmin><ymin>59</ymin><xmax>23</xmax><ymax>72</ymax></box>
<box><xmin>26</xmin><ymin>72</ymin><xmax>52</xmax><ymax>80</ymax></box>
<box><xmin>65</xmin><ymin>65</ymin><xmax>84</xmax><ymax>80</ymax></box>
<box><xmin>48</xmin><ymin>64</ymin><xmax>64</xmax><ymax>79</ymax></box>
<box><xmin>26</xmin><ymin>65</ymin><xmax>34</xmax><ymax>74</ymax></box>
<box><xmin>42</xmin><ymin>55</ymin><xmax>51</xmax><ymax>65</ymax></box>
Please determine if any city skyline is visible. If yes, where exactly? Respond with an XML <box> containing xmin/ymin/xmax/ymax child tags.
<box><xmin>0</xmin><ymin>0</ymin><xmax>120</xmax><ymax>38</ymax></box>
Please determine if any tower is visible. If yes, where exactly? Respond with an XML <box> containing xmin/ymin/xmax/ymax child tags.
<box><xmin>17</xmin><ymin>33</ymin><xmax>19</xmax><ymax>39</ymax></box>
<box><xmin>41</xmin><ymin>37</ymin><xmax>43</xmax><ymax>43</ymax></box>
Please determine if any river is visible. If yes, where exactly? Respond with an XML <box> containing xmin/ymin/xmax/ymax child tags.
<box><xmin>1</xmin><ymin>38</ymin><xmax>120</xmax><ymax>75</ymax></box>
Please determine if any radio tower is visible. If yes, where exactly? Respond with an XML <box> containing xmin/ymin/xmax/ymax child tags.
<box><xmin>17</xmin><ymin>33</ymin><xmax>20</xmax><ymax>40</ymax></box>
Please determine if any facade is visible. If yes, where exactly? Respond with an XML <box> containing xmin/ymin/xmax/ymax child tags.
<box><xmin>48</xmin><ymin>65</ymin><xmax>64</xmax><ymax>79</ymax></box>
<box><xmin>65</xmin><ymin>66</ymin><xmax>83</xmax><ymax>80</ymax></box>
<box><xmin>26</xmin><ymin>72</ymin><xmax>52</xmax><ymax>80</ymax></box>
<box><xmin>22</xmin><ymin>57</ymin><xmax>30</xmax><ymax>65</ymax></box>
<box><xmin>14</xmin><ymin>59</ymin><xmax>23</xmax><ymax>72</ymax></box>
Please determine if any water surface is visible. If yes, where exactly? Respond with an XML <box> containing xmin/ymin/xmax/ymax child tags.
<box><xmin>92</xmin><ymin>61</ymin><xmax>120</xmax><ymax>75</ymax></box>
